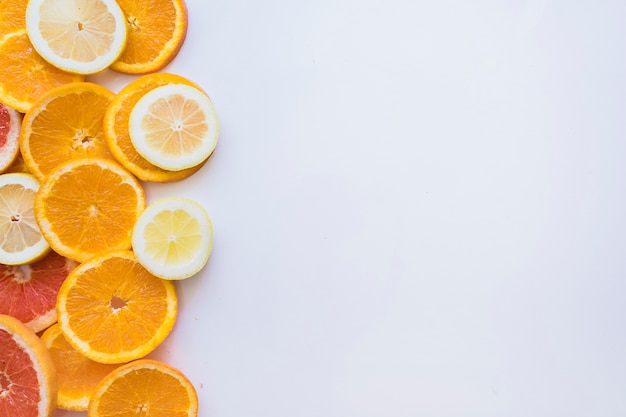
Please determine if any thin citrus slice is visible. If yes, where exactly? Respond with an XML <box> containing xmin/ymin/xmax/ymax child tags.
<box><xmin>56</xmin><ymin>250</ymin><xmax>178</xmax><ymax>364</ymax></box>
<box><xmin>0</xmin><ymin>30</ymin><xmax>84</xmax><ymax>113</ymax></box>
<box><xmin>34</xmin><ymin>158</ymin><xmax>146</xmax><ymax>263</ymax></box>
<box><xmin>88</xmin><ymin>359</ymin><xmax>198</xmax><ymax>417</ymax></box>
<box><xmin>104</xmin><ymin>73</ymin><xmax>206</xmax><ymax>182</ymax></box>
<box><xmin>0</xmin><ymin>173</ymin><xmax>49</xmax><ymax>265</ymax></box>
<box><xmin>132</xmin><ymin>197</ymin><xmax>213</xmax><ymax>280</ymax></box>
<box><xmin>0</xmin><ymin>0</ymin><xmax>26</xmax><ymax>39</ymax></box>
<box><xmin>129</xmin><ymin>83</ymin><xmax>219</xmax><ymax>171</ymax></box>
<box><xmin>20</xmin><ymin>81</ymin><xmax>116</xmax><ymax>181</ymax></box>
<box><xmin>0</xmin><ymin>251</ymin><xmax>77</xmax><ymax>333</ymax></box>
<box><xmin>111</xmin><ymin>0</ymin><xmax>188</xmax><ymax>74</ymax></box>
<box><xmin>0</xmin><ymin>314</ymin><xmax>57</xmax><ymax>417</ymax></box>
<box><xmin>0</xmin><ymin>103</ymin><xmax>22</xmax><ymax>173</ymax></box>
<box><xmin>25</xmin><ymin>0</ymin><xmax>127</xmax><ymax>74</ymax></box>
<box><xmin>5</xmin><ymin>152</ymin><xmax>30</xmax><ymax>174</ymax></box>
<box><xmin>41</xmin><ymin>323</ymin><xmax>121</xmax><ymax>411</ymax></box>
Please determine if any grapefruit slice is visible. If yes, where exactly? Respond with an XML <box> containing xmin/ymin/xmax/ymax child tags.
<box><xmin>0</xmin><ymin>314</ymin><xmax>57</xmax><ymax>417</ymax></box>
<box><xmin>0</xmin><ymin>103</ymin><xmax>22</xmax><ymax>173</ymax></box>
<box><xmin>0</xmin><ymin>250</ymin><xmax>78</xmax><ymax>333</ymax></box>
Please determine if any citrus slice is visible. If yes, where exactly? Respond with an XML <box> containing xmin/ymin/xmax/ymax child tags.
<box><xmin>88</xmin><ymin>359</ymin><xmax>198</xmax><ymax>417</ymax></box>
<box><xmin>0</xmin><ymin>314</ymin><xmax>57</xmax><ymax>417</ymax></box>
<box><xmin>25</xmin><ymin>0</ymin><xmax>127</xmax><ymax>74</ymax></box>
<box><xmin>0</xmin><ymin>30</ymin><xmax>84</xmax><ymax>113</ymax></box>
<box><xmin>56</xmin><ymin>250</ymin><xmax>178</xmax><ymax>364</ymax></box>
<box><xmin>0</xmin><ymin>103</ymin><xmax>22</xmax><ymax>173</ymax></box>
<box><xmin>5</xmin><ymin>152</ymin><xmax>30</xmax><ymax>174</ymax></box>
<box><xmin>129</xmin><ymin>83</ymin><xmax>219</xmax><ymax>171</ymax></box>
<box><xmin>34</xmin><ymin>158</ymin><xmax>146</xmax><ymax>263</ymax></box>
<box><xmin>20</xmin><ymin>81</ymin><xmax>116</xmax><ymax>181</ymax></box>
<box><xmin>41</xmin><ymin>323</ymin><xmax>120</xmax><ymax>411</ymax></box>
<box><xmin>111</xmin><ymin>0</ymin><xmax>188</xmax><ymax>74</ymax></box>
<box><xmin>0</xmin><ymin>251</ymin><xmax>77</xmax><ymax>333</ymax></box>
<box><xmin>132</xmin><ymin>197</ymin><xmax>213</xmax><ymax>280</ymax></box>
<box><xmin>0</xmin><ymin>0</ymin><xmax>26</xmax><ymax>38</ymax></box>
<box><xmin>0</xmin><ymin>173</ymin><xmax>49</xmax><ymax>265</ymax></box>
<box><xmin>104</xmin><ymin>73</ymin><xmax>206</xmax><ymax>182</ymax></box>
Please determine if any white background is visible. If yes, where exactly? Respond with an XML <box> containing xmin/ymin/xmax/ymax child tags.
<box><xmin>59</xmin><ymin>0</ymin><xmax>626</xmax><ymax>416</ymax></box>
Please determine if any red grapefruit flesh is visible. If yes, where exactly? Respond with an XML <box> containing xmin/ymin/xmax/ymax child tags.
<box><xmin>0</xmin><ymin>251</ymin><xmax>77</xmax><ymax>333</ymax></box>
<box><xmin>0</xmin><ymin>103</ymin><xmax>22</xmax><ymax>173</ymax></box>
<box><xmin>0</xmin><ymin>314</ymin><xmax>57</xmax><ymax>417</ymax></box>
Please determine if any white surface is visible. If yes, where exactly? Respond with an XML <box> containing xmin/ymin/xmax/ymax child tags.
<box><xmin>58</xmin><ymin>0</ymin><xmax>626</xmax><ymax>416</ymax></box>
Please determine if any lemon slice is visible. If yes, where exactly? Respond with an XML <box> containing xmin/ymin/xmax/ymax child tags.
<box><xmin>132</xmin><ymin>197</ymin><xmax>213</xmax><ymax>280</ymax></box>
<box><xmin>128</xmin><ymin>84</ymin><xmax>219</xmax><ymax>171</ymax></box>
<box><xmin>25</xmin><ymin>0</ymin><xmax>127</xmax><ymax>74</ymax></box>
<box><xmin>0</xmin><ymin>173</ymin><xmax>49</xmax><ymax>265</ymax></box>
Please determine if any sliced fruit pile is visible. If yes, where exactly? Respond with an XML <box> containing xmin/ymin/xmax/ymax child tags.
<box><xmin>0</xmin><ymin>0</ymin><xmax>218</xmax><ymax>416</ymax></box>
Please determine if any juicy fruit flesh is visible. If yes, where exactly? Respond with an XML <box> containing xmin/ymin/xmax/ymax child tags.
<box><xmin>38</xmin><ymin>0</ymin><xmax>117</xmax><ymax>63</ymax></box>
<box><xmin>59</xmin><ymin>252</ymin><xmax>177</xmax><ymax>363</ymax></box>
<box><xmin>0</xmin><ymin>30</ymin><xmax>84</xmax><ymax>113</ymax></box>
<box><xmin>143</xmin><ymin>93</ymin><xmax>209</xmax><ymax>157</ymax></box>
<box><xmin>0</xmin><ymin>328</ymin><xmax>41</xmax><ymax>416</ymax></box>
<box><xmin>37</xmin><ymin>161</ymin><xmax>144</xmax><ymax>262</ymax></box>
<box><xmin>42</xmin><ymin>324</ymin><xmax>120</xmax><ymax>411</ymax></box>
<box><xmin>0</xmin><ymin>184</ymin><xmax>40</xmax><ymax>253</ymax></box>
<box><xmin>116</xmin><ymin>0</ymin><xmax>179</xmax><ymax>63</ymax></box>
<box><xmin>22</xmin><ymin>83</ymin><xmax>115</xmax><ymax>180</ymax></box>
<box><xmin>0</xmin><ymin>105</ymin><xmax>11</xmax><ymax>148</ymax></box>
<box><xmin>103</xmin><ymin>72</ymin><xmax>205</xmax><ymax>182</ymax></box>
<box><xmin>145</xmin><ymin>209</ymin><xmax>202</xmax><ymax>266</ymax></box>
<box><xmin>0</xmin><ymin>251</ymin><xmax>76</xmax><ymax>329</ymax></box>
<box><xmin>92</xmin><ymin>361</ymin><xmax>197</xmax><ymax>417</ymax></box>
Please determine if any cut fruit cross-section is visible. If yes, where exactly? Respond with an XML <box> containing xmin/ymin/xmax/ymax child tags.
<box><xmin>20</xmin><ymin>82</ymin><xmax>116</xmax><ymax>181</ymax></box>
<box><xmin>129</xmin><ymin>83</ymin><xmax>219</xmax><ymax>171</ymax></box>
<box><xmin>34</xmin><ymin>158</ymin><xmax>145</xmax><ymax>263</ymax></box>
<box><xmin>56</xmin><ymin>250</ymin><xmax>178</xmax><ymax>364</ymax></box>
<box><xmin>0</xmin><ymin>103</ymin><xmax>22</xmax><ymax>173</ymax></box>
<box><xmin>41</xmin><ymin>323</ymin><xmax>121</xmax><ymax>411</ymax></box>
<box><xmin>25</xmin><ymin>0</ymin><xmax>127</xmax><ymax>74</ymax></box>
<box><xmin>0</xmin><ymin>314</ymin><xmax>57</xmax><ymax>417</ymax></box>
<box><xmin>88</xmin><ymin>359</ymin><xmax>198</xmax><ymax>417</ymax></box>
<box><xmin>112</xmin><ymin>0</ymin><xmax>188</xmax><ymax>74</ymax></box>
<box><xmin>104</xmin><ymin>73</ymin><xmax>207</xmax><ymax>182</ymax></box>
<box><xmin>0</xmin><ymin>173</ymin><xmax>49</xmax><ymax>265</ymax></box>
<box><xmin>0</xmin><ymin>30</ymin><xmax>83</xmax><ymax>113</ymax></box>
<box><xmin>0</xmin><ymin>250</ymin><xmax>77</xmax><ymax>333</ymax></box>
<box><xmin>132</xmin><ymin>197</ymin><xmax>213</xmax><ymax>280</ymax></box>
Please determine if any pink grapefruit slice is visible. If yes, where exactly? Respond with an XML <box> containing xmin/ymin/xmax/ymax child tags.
<box><xmin>0</xmin><ymin>314</ymin><xmax>57</xmax><ymax>417</ymax></box>
<box><xmin>0</xmin><ymin>250</ymin><xmax>78</xmax><ymax>333</ymax></box>
<box><xmin>0</xmin><ymin>103</ymin><xmax>22</xmax><ymax>173</ymax></box>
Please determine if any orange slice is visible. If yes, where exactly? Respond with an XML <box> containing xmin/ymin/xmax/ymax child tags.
<box><xmin>104</xmin><ymin>72</ymin><xmax>206</xmax><ymax>182</ymax></box>
<box><xmin>129</xmin><ymin>83</ymin><xmax>219</xmax><ymax>171</ymax></box>
<box><xmin>0</xmin><ymin>251</ymin><xmax>77</xmax><ymax>333</ymax></box>
<box><xmin>34</xmin><ymin>158</ymin><xmax>146</xmax><ymax>263</ymax></box>
<box><xmin>89</xmin><ymin>359</ymin><xmax>198</xmax><ymax>417</ymax></box>
<box><xmin>0</xmin><ymin>314</ymin><xmax>57</xmax><ymax>417</ymax></box>
<box><xmin>0</xmin><ymin>173</ymin><xmax>50</xmax><ymax>265</ymax></box>
<box><xmin>0</xmin><ymin>0</ymin><xmax>27</xmax><ymax>37</ymax></box>
<box><xmin>25</xmin><ymin>0</ymin><xmax>128</xmax><ymax>74</ymax></box>
<box><xmin>20</xmin><ymin>82</ymin><xmax>115</xmax><ymax>181</ymax></box>
<box><xmin>56</xmin><ymin>250</ymin><xmax>178</xmax><ymax>364</ymax></box>
<box><xmin>0</xmin><ymin>103</ymin><xmax>22</xmax><ymax>173</ymax></box>
<box><xmin>112</xmin><ymin>0</ymin><xmax>188</xmax><ymax>74</ymax></box>
<box><xmin>41</xmin><ymin>323</ymin><xmax>120</xmax><ymax>411</ymax></box>
<box><xmin>0</xmin><ymin>30</ymin><xmax>84</xmax><ymax>113</ymax></box>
